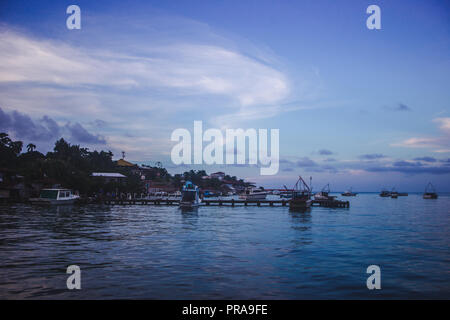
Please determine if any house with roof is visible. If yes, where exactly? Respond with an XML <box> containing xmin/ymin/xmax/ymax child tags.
<box><xmin>210</xmin><ymin>171</ymin><xmax>225</xmax><ymax>180</ymax></box>
<box><xmin>91</xmin><ymin>172</ymin><xmax>127</xmax><ymax>183</ymax></box>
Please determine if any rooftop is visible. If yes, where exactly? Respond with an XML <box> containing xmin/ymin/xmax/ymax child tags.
<box><xmin>91</xmin><ymin>172</ymin><xmax>126</xmax><ymax>178</ymax></box>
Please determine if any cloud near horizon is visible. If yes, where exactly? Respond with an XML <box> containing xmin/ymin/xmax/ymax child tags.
<box><xmin>394</xmin><ymin>117</ymin><xmax>450</xmax><ymax>153</ymax></box>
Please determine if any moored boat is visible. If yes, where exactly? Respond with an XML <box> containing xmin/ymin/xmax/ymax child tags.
<box><xmin>289</xmin><ymin>176</ymin><xmax>312</xmax><ymax>210</ymax></box>
<box><xmin>239</xmin><ymin>187</ymin><xmax>268</xmax><ymax>200</ymax></box>
<box><xmin>423</xmin><ymin>182</ymin><xmax>438</xmax><ymax>199</ymax></box>
<box><xmin>380</xmin><ymin>189</ymin><xmax>391</xmax><ymax>197</ymax></box>
<box><xmin>29</xmin><ymin>189</ymin><xmax>80</xmax><ymax>205</ymax></box>
<box><xmin>179</xmin><ymin>181</ymin><xmax>201</xmax><ymax>209</ymax></box>
<box><xmin>314</xmin><ymin>183</ymin><xmax>336</xmax><ymax>200</ymax></box>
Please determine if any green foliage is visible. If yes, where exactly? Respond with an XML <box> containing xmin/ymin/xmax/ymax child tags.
<box><xmin>0</xmin><ymin>132</ymin><xmax>249</xmax><ymax>196</ymax></box>
<box><xmin>0</xmin><ymin>132</ymin><xmax>23</xmax><ymax>168</ymax></box>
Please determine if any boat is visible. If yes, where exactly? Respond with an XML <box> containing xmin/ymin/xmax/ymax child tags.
<box><xmin>389</xmin><ymin>187</ymin><xmax>398</xmax><ymax>198</ymax></box>
<box><xmin>239</xmin><ymin>187</ymin><xmax>268</xmax><ymax>200</ymax></box>
<box><xmin>423</xmin><ymin>182</ymin><xmax>438</xmax><ymax>199</ymax></box>
<box><xmin>179</xmin><ymin>181</ymin><xmax>201</xmax><ymax>209</ymax></box>
<box><xmin>202</xmin><ymin>190</ymin><xmax>220</xmax><ymax>198</ymax></box>
<box><xmin>379</xmin><ymin>189</ymin><xmax>391</xmax><ymax>197</ymax></box>
<box><xmin>341</xmin><ymin>187</ymin><xmax>357</xmax><ymax>197</ymax></box>
<box><xmin>29</xmin><ymin>189</ymin><xmax>80</xmax><ymax>205</ymax></box>
<box><xmin>279</xmin><ymin>185</ymin><xmax>293</xmax><ymax>199</ymax></box>
<box><xmin>314</xmin><ymin>183</ymin><xmax>336</xmax><ymax>200</ymax></box>
<box><xmin>289</xmin><ymin>176</ymin><xmax>312</xmax><ymax>210</ymax></box>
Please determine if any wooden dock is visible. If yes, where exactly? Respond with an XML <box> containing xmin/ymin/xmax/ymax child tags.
<box><xmin>102</xmin><ymin>198</ymin><xmax>349</xmax><ymax>208</ymax></box>
<box><xmin>311</xmin><ymin>199</ymin><xmax>349</xmax><ymax>208</ymax></box>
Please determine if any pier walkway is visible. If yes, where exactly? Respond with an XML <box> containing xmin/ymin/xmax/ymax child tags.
<box><xmin>102</xmin><ymin>198</ymin><xmax>350</xmax><ymax>208</ymax></box>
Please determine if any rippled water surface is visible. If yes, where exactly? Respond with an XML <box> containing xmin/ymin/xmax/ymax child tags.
<box><xmin>0</xmin><ymin>193</ymin><xmax>449</xmax><ymax>299</ymax></box>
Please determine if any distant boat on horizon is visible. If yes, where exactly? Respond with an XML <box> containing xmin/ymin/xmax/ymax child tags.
<box><xmin>423</xmin><ymin>182</ymin><xmax>438</xmax><ymax>199</ymax></box>
<box><xmin>341</xmin><ymin>187</ymin><xmax>357</xmax><ymax>197</ymax></box>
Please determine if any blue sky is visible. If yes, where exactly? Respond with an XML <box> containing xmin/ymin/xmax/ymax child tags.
<box><xmin>0</xmin><ymin>0</ymin><xmax>449</xmax><ymax>191</ymax></box>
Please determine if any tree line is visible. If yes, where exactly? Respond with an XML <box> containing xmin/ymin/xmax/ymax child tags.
<box><xmin>0</xmin><ymin>133</ymin><xmax>249</xmax><ymax>196</ymax></box>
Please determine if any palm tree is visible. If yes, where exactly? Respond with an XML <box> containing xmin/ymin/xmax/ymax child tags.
<box><xmin>27</xmin><ymin>143</ymin><xmax>36</xmax><ymax>153</ymax></box>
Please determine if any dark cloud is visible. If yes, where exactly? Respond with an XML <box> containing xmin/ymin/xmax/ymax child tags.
<box><xmin>393</xmin><ymin>160</ymin><xmax>421</xmax><ymax>167</ymax></box>
<box><xmin>0</xmin><ymin>107</ymin><xmax>60</xmax><ymax>141</ymax></box>
<box><xmin>282</xmin><ymin>167</ymin><xmax>294</xmax><ymax>172</ymax></box>
<box><xmin>0</xmin><ymin>107</ymin><xmax>105</xmax><ymax>144</ymax></box>
<box><xmin>309</xmin><ymin>165</ymin><xmax>338</xmax><ymax>173</ymax></box>
<box><xmin>66</xmin><ymin>122</ymin><xmax>106</xmax><ymax>144</ymax></box>
<box><xmin>296</xmin><ymin>157</ymin><xmax>317</xmax><ymax>167</ymax></box>
<box><xmin>359</xmin><ymin>154</ymin><xmax>386</xmax><ymax>160</ymax></box>
<box><xmin>0</xmin><ymin>107</ymin><xmax>12</xmax><ymax>127</ymax></box>
<box><xmin>396</xmin><ymin>103</ymin><xmax>411</xmax><ymax>111</ymax></box>
<box><xmin>413</xmin><ymin>157</ymin><xmax>436</xmax><ymax>163</ymax></box>
<box><xmin>92</xmin><ymin>119</ymin><xmax>108</xmax><ymax>128</ymax></box>
<box><xmin>366</xmin><ymin>165</ymin><xmax>450</xmax><ymax>175</ymax></box>
<box><xmin>383</xmin><ymin>103</ymin><xmax>412</xmax><ymax>112</ymax></box>
<box><xmin>318</xmin><ymin>149</ymin><xmax>333</xmax><ymax>155</ymax></box>
<box><xmin>365</xmin><ymin>158</ymin><xmax>450</xmax><ymax>175</ymax></box>
<box><xmin>279</xmin><ymin>158</ymin><xmax>294</xmax><ymax>164</ymax></box>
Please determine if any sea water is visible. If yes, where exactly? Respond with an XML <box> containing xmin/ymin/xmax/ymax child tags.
<box><xmin>0</xmin><ymin>193</ymin><xmax>448</xmax><ymax>299</ymax></box>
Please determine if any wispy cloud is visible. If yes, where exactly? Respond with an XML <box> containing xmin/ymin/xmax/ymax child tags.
<box><xmin>0</xmin><ymin>23</ymin><xmax>295</xmax><ymax>158</ymax></box>
<box><xmin>318</xmin><ymin>149</ymin><xmax>333</xmax><ymax>155</ymax></box>
<box><xmin>413</xmin><ymin>156</ymin><xmax>436</xmax><ymax>162</ymax></box>
<box><xmin>359</xmin><ymin>153</ymin><xmax>386</xmax><ymax>160</ymax></box>
<box><xmin>383</xmin><ymin>103</ymin><xmax>412</xmax><ymax>112</ymax></box>
<box><xmin>393</xmin><ymin>117</ymin><xmax>450</xmax><ymax>152</ymax></box>
<box><xmin>0</xmin><ymin>28</ymin><xmax>289</xmax><ymax>110</ymax></box>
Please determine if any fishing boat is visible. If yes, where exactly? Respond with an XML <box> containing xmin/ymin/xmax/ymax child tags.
<box><xmin>29</xmin><ymin>189</ymin><xmax>79</xmax><ymax>205</ymax></box>
<box><xmin>314</xmin><ymin>183</ymin><xmax>336</xmax><ymax>200</ymax></box>
<box><xmin>379</xmin><ymin>189</ymin><xmax>391</xmax><ymax>197</ymax></box>
<box><xmin>289</xmin><ymin>176</ymin><xmax>312</xmax><ymax>210</ymax></box>
<box><xmin>239</xmin><ymin>187</ymin><xmax>268</xmax><ymax>200</ymax></box>
<box><xmin>423</xmin><ymin>182</ymin><xmax>438</xmax><ymax>199</ymax></box>
<box><xmin>279</xmin><ymin>185</ymin><xmax>293</xmax><ymax>199</ymax></box>
<box><xmin>179</xmin><ymin>181</ymin><xmax>201</xmax><ymax>209</ymax></box>
<box><xmin>341</xmin><ymin>187</ymin><xmax>357</xmax><ymax>197</ymax></box>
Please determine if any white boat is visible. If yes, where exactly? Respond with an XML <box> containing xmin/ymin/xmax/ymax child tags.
<box><xmin>314</xmin><ymin>183</ymin><xmax>336</xmax><ymax>200</ymax></box>
<box><xmin>179</xmin><ymin>181</ymin><xmax>201</xmax><ymax>209</ymax></box>
<box><xmin>239</xmin><ymin>187</ymin><xmax>268</xmax><ymax>200</ymax></box>
<box><xmin>341</xmin><ymin>187</ymin><xmax>357</xmax><ymax>197</ymax></box>
<box><xmin>30</xmin><ymin>189</ymin><xmax>79</xmax><ymax>205</ymax></box>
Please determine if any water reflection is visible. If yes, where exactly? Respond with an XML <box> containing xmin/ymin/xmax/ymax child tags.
<box><xmin>0</xmin><ymin>194</ymin><xmax>449</xmax><ymax>299</ymax></box>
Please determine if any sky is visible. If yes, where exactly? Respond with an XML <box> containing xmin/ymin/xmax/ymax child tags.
<box><xmin>0</xmin><ymin>0</ymin><xmax>449</xmax><ymax>191</ymax></box>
